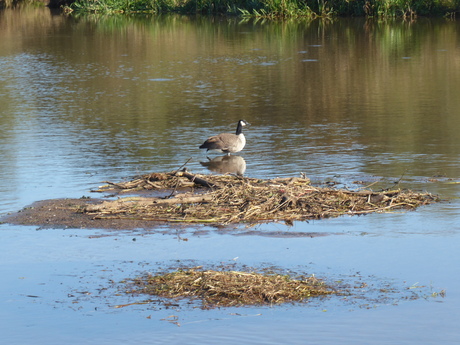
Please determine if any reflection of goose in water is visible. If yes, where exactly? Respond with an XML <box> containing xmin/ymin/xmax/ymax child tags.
<box><xmin>200</xmin><ymin>155</ymin><xmax>246</xmax><ymax>176</ymax></box>
<box><xmin>199</xmin><ymin>120</ymin><xmax>249</xmax><ymax>155</ymax></box>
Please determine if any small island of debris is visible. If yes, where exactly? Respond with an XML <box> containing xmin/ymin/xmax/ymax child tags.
<box><xmin>85</xmin><ymin>170</ymin><xmax>438</xmax><ymax>225</ymax></box>
<box><xmin>123</xmin><ymin>267</ymin><xmax>336</xmax><ymax>309</ymax></box>
<box><xmin>3</xmin><ymin>170</ymin><xmax>439</xmax><ymax>230</ymax></box>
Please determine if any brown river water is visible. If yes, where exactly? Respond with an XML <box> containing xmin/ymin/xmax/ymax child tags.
<box><xmin>0</xmin><ymin>7</ymin><xmax>459</xmax><ymax>344</ymax></box>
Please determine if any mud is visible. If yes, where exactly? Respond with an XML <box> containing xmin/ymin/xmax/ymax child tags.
<box><xmin>1</xmin><ymin>198</ymin><xmax>170</xmax><ymax>230</ymax></box>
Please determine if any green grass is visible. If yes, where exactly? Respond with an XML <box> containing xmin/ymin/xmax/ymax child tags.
<box><xmin>63</xmin><ymin>0</ymin><xmax>460</xmax><ymax>17</ymax></box>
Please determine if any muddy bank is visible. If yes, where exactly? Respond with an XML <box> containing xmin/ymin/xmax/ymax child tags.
<box><xmin>0</xmin><ymin>198</ymin><xmax>330</xmax><ymax>238</ymax></box>
<box><xmin>1</xmin><ymin>198</ymin><xmax>171</xmax><ymax>230</ymax></box>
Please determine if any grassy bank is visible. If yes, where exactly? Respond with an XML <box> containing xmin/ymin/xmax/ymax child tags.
<box><xmin>63</xmin><ymin>0</ymin><xmax>460</xmax><ymax>17</ymax></box>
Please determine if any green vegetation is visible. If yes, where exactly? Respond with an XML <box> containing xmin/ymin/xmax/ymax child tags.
<box><xmin>0</xmin><ymin>0</ymin><xmax>458</xmax><ymax>16</ymax></box>
<box><xmin>64</xmin><ymin>0</ymin><xmax>313</xmax><ymax>16</ymax></box>
<box><xmin>63</xmin><ymin>0</ymin><xmax>460</xmax><ymax>17</ymax></box>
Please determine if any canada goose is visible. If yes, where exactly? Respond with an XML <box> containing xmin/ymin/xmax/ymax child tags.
<box><xmin>199</xmin><ymin>120</ymin><xmax>249</xmax><ymax>155</ymax></box>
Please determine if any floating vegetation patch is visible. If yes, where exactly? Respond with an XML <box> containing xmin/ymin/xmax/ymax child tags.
<box><xmin>124</xmin><ymin>267</ymin><xmax>335</xmax><ymax>308</ymax></box>
<box><xmin>120</xmin><ymin>264</ymin><xmax>446</xmax><ymax>310</ymax></box>
<box><xmin>85</xmin><ymin>170</ymin><xmax>439</xmax><ymax>226</ymax></box>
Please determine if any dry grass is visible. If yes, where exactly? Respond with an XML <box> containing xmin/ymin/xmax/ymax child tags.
<box><xmin>85</xmin><ymin>170</ymin><xmax>439</xmax><ymax>225</ymax></box>
<box><xmin>125</xmin><ymin>267</ymin><xmax>335</xmax><ymax>308</ymax></box>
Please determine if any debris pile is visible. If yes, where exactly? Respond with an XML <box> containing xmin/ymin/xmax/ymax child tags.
<box><xmin>85</xmin><ymin>170</ymin><xmax>438</xmax><ymax>225</ymax></box>
<box><xmin>125</xmin><ymin>267</ymin><xmax>335</xmax><ymax>308</ymax></box>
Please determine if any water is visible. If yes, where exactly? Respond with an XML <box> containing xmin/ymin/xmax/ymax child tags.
<box><xmin>1</xmin><ymin>8</ymin><xmax>460</xmax><ymax>344</ymax></box>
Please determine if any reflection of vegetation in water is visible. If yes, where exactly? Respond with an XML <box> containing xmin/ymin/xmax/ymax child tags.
<box><xmin>2</xmin><ymin>10</ymin><xmax>460</xmax><ymax>180</ymax></box>
<box><xmin>0</xmin><ymin>0</ymin><xmax>46</xmax><ymax>8</ymax></box>
<box><xmin>62</xmin><ymin>0</ymin><xmax>460</xmax><ymax>17</ymax></box>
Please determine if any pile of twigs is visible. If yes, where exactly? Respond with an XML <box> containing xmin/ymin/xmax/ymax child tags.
<box><xmin>95</xmin><ymin>172</ymin><xmax>200</xmax><ymax>191</ymax></box>
<box><xmin>85</xmin><ymin>170</ymin><xmax>438</xmax><ymax>225</ymax></box>
<box><xmin>125</xmin><ymin>267</ymin><xmax>335</xmax><ymax>308</ymax></box>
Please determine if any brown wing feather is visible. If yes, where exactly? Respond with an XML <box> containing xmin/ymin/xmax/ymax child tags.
<box><xmin>200</xmin><ymin>133</ymin><xmax>238</xmax><ymax>152</ymax></box>
<box><xmin>200</xmin><ymin>133</ymin><xmax>243</xmax><ymax>153</ymax></box>
<box><xmin>200</xmin><ymin>135</ymin><xmax>229</xmax><ymax>151</ymax></box>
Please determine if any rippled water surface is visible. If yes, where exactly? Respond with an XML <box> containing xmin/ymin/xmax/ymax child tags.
<box><xmin>1</xmin><ymin>8</ymin><xmax>460</xmax><ymax>344</ymax></box>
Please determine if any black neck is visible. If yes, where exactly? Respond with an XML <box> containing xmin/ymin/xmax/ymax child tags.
<box><xmin>236</xmin><ymin>122</ymin><xmax>243</xmax><ymax>135</ymax></box>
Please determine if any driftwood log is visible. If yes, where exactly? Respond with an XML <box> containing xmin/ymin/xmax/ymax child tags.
<box><xmin>84</xmin><ymin>193</ymin><xmax>214</xmax><ymax>213</ymax></box>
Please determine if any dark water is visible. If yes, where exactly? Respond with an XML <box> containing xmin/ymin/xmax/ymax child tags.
<box><xmin>1</xmin><ymin>8</ymin><xmax>459</xmax><ymax>344</ymax></box>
